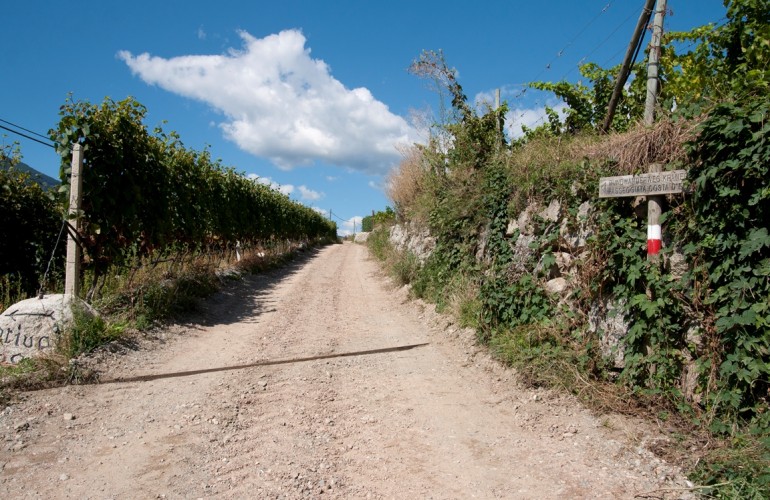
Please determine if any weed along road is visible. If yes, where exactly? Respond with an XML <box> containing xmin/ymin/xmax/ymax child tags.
<box><xmin>1</xmin><ymin>242</ymin><xmax>691</xmax><ymax>498</ymax></box>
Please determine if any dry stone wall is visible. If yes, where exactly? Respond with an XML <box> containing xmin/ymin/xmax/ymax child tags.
<box><xmin>389</xmin><ymin>197</ymin><xmax>692</xmax><ymax>371</ymax></box>
<box><xmin>389</xmin><ymin>222</ymin><xmax>436</xmax><ymax>263</ymax></box>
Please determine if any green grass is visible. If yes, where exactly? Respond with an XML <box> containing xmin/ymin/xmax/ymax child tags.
<box><xmin>0</xmin><ymin>274</ymin><xmax>26</xmax><ymax>313</ymax></box>
<box><xmin>366</xmin><ymin>226</ymin><xmax>392</xmax><ymax>262</ymax></box>
<box><xmin>57</xmin><ymin>306</ymin><xmax>125</xmax><ymax>359</ymax></box>
<box><xmin>690</xmin><ymin>433</ymin><xmax>770</xmax><ymax>499</ymax></box>
<box><xmin>0</xmin><ymin>357</ymin><xmax>38</xmax><ymax>379</ymax></box>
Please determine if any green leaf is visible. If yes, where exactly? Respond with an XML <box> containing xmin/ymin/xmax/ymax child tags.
<box><xmin>739</xmin><ymin>227</ymin><xmax>770</xmax><ymax>259</ymax></box>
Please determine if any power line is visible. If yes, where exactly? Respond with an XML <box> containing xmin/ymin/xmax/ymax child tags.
<box><xmin>507</xmin><ymin>1</ymin><xmax>617</xmax><ymax>104</ymax></box>
<box><xmin>0</xmin><ymin>118</ymin><xmax>52</xmax><ymax>141</ymax></box>
<box><xmin>329</xmin><ymin>210</ymin><xmax>355</xmax><ymax>223</ymax></box>
<box><xmin>509</xmin><ymin>0</ymin><xmax>660</xmax><ymax>134</ymax></box>
<box><xmin>528</xmin><ymin>2</ymin><xmax>616</xmax><ymax>87</ymax></box>
<box><xmin>555</xmin><ymin>3</ymin><xmax>643</xmax><ymax>83</ymax></box>
<box><xmin>0</xmin><ymin>123</ymin><xmax>56</xmax><ymax>149</ymax></box>
<box><xmin>506</xmin><ymin>1</ymin><xmax>632</xmax><ymax>131</ymax></box>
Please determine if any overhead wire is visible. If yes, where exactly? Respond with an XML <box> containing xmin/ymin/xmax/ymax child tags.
<box><xmin>507</xmin><ymin>1</ymin><xmax>633</xmax><ymax>132</ymax></box>
<box><xmin>0</xmin><ymin>123</ymin><xmax>56</xmax><ymax>149</ymax></box>
<box><xmin>329</xmin><ymin>210</ymin><xmax>355</xmax><ymax>223</ymax></box>
<box><xmin>505</xmin><ymin>1</ymin><xmax>616</xmax><ymax>108</ymax></box>
<box><xmin>0</xmin><ymin>118</ymin><xmax>53</xmax><ymax>142</ymax></box>
<box><xmin>556</xmin><ymin>4</ymin><xmax>643</xmax><ymax>82</ymax></box>
<box><xmin>523</xmin><ymin>1</ymin><xmax>616</xmax><ymax>92</ymax></box>
<box><xmin>510</xmin><ymin>0</ymin><xmax>659</xmax><ymax>133</ymax></box>
<box><xmin>0</xmin><ymin>117</ymin><xmax>81</xmax><ymax>153</ymax></box>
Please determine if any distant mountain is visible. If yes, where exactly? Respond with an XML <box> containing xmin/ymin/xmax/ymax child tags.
<box><xmin>0</xmin><ymin>160</ymin><xmax>60</xmax><ymax>190</ymax></box>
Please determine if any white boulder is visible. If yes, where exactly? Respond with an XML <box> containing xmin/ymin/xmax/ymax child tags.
<box><xmin>0</xmin><ymin>294</ymin><xmax>97</xmax><ymax>364</ymax></box>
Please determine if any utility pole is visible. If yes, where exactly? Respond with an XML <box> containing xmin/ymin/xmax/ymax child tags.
<box><xmin>645</xmin><ymin>0</ymin><xmax>667</xmax><ymax>261</ymax></box>
<box><xmin>601</xmin><ymin>0</ymin><xmax>656</xmax><ymax>133</ymax></box>
<box><xmin>65</xmin><ymin>144</ymin><xmax>83</xmax><ymax>296</ymax></box>
<box><xmin>495</xmin><ymin>88</ymin><xmax>502</xmax><ymax>148</ymax></box>
<box><xmin>645</xmin><ymin>0</ymin><xmax>666</xmax><ymax>126</ymax></box>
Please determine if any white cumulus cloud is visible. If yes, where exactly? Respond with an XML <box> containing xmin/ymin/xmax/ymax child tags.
<box><xmin>338</xmin><ymin>216</ymin><xmax>363</xmax><ymax>237</ymax></box>
<box><xmin>247</xmin><ymin>173</ymin><xmax>294</xmax><ymax>195</ymax></box>
<box><xmin>119</xmin><ymin>30</ymin><xmax>419</xmax><ymax>174</ymax></box>
<box><xmin>297</xmin><ymin>185</ymin><xmax>323</xmax><ymax>201</ymax></box>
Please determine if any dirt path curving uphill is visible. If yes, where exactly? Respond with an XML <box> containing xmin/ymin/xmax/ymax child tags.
<box><xmin>1</xmin><ymin>242</ymin><xmax>692</xmax><ymax>499</ymax></box>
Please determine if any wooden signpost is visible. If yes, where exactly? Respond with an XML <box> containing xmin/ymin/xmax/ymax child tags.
<box><xmin>598</xmin><ymin>167</ymin><xmax>687</xmax><ymax>256</ymax></box>
<box><xmin>599</xmin><ymin>169</ymin><xmax>687</xmax><ymax>198</ymax></box>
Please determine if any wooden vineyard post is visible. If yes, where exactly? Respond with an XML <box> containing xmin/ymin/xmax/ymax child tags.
<box><xmin>65</xmin><ymin>144</ymin><xmax>83</xmax><ymax>296</ymax></box>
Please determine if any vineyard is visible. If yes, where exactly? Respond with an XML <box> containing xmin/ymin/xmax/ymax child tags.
<box><xmin>2</xmin><ymin>95</ymin><xmax>336</xmax><ymax>315</ymax></box>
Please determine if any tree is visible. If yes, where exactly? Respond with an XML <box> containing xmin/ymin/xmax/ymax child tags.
<box><xmin>663</xmin><ymin>0</ymin><xmax>770</xmax><ymax>109</ymax></box>
<box><xmin>361</xmin><ymin>207</ymin><xmax>396</xmax><ymax>232</ymax></box>
<box><xmin>409</xmin><ymin>50</ymin><xmax>507</xmax><ymax>171</ymax></box>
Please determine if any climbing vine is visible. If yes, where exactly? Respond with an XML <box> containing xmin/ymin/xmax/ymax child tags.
<box><xmin>684</xmin><ymin>98</ymin><xmax>770</xmax><ymax>431</ymax></box>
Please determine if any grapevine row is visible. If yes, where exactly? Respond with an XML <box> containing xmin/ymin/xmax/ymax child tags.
<box><xmin>51</xmin><ymin>96</ymin><xmax>336</xmax><ymax>278</ymax></box>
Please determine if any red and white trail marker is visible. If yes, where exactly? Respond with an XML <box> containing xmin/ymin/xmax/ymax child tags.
<box><xmin>598</xmin><ymin>169</ymin><xmax>687</xmax><ymax>258</ymax></box>
<box><xmin>647</xmin><ymin>224</ymin><xmax>662</xmax><ymax>256</ymax></box>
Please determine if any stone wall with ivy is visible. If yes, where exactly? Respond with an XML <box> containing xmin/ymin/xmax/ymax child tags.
<box><xmin>378</xmin><ymin>4</ymin><xmax>770</xmax><ymax>491</ymax></box>
<box><xmin>385</xmin><ymin>98</ymin><xmax>769</xmax><ymax>436</ymax></box>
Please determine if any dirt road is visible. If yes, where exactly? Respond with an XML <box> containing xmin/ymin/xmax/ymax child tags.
<box><xmin>1</xmin><ymin>242</ymin><xmax>691</xmax><ymax>498</ymax></box>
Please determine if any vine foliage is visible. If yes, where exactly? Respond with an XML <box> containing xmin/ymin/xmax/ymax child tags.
<box><xmin>0</xmin><ymin>145</ymin><xmax>62</xmax><ymax>298</ymax></box>
<box><xmin>50</xmin><ymin>96</ymin><xmax>336</xmax><ymax>295</ymax></box>
<box><xmin>685</xmin><ymin>98</ymin><xmax>770</xmax><ymax>431</ymax></box>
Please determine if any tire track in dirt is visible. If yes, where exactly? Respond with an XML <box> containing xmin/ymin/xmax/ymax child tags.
<box><xmin>1</xmin><ymin>242</ymin><xmax>691</xmax><ymax>499</ymax></box>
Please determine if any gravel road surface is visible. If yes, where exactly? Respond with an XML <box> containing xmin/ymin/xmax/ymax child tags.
<box><xmin>1</xmin><ymin>242</ymin><xmax>692</xmax><ymax>498</ymax></box>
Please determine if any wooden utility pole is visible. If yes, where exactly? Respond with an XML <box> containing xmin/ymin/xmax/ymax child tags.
<box><xmin>645</xmin><ymin>0</ymin><xmax>667</xmax><ymax>261</ymax></box>
<box><xmin>601</xmin><ymin>0</ymin><xmax>656</xmax><ymax>133</ymax></box>
<box><xmin>65</xmin><ymin>144</ymin><xmax>83</xmax><ymax>296</ymax></box>
<box><xmin>645</xmin><ymin>0</ymin><xmax>666</xmax><ymax>126</ymax></box>
<box><xmin>495</xmin><ymin>88</ymin><xmax>502</xmax><ymax>148</ymax></box>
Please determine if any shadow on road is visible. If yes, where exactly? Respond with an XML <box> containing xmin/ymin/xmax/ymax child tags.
<box><xmin>178</xmin><ymin>246</ymin><xmax>326</xmax><ymax>328</ymax></box>
<box><xmin>97</xmin><ymin>342</ymin><xmax>429</xmax><ymax>385</ymax></box>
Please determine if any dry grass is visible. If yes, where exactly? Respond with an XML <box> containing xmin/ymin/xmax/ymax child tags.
<box><xmin>579</xmin><ymin>118</ymin><xmax>703</xmax><ymax>174</ymax></box>
<box><xmin>512</xmin><ymin>133</ymin><xmax>595</xmax><ymax>170</ymax></box>
<box><xmin>387</xmin><ymin>145</ymin><xmax>430</xmax><ymax>220</ymax></box>
<box><xmin>385</xmin><ymin>118</ymin><xmax>703</xmax><ymax>224</ymax></box>
<box><xmin>506</xmin><ymin>117</ymin><xmax>701</xmax><ymax>179</ymax></box>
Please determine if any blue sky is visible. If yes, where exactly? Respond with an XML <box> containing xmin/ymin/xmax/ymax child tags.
<box><xmin>1</xmin><ymin>1</ymin><xmax>727</xmax><ymax>235</ymax></box>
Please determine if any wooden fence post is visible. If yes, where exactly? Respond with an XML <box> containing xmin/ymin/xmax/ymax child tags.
<box><xmin>65</xmin><ymin>144</ymin><xmax>83</xmax><ymax>296</ymax></box>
